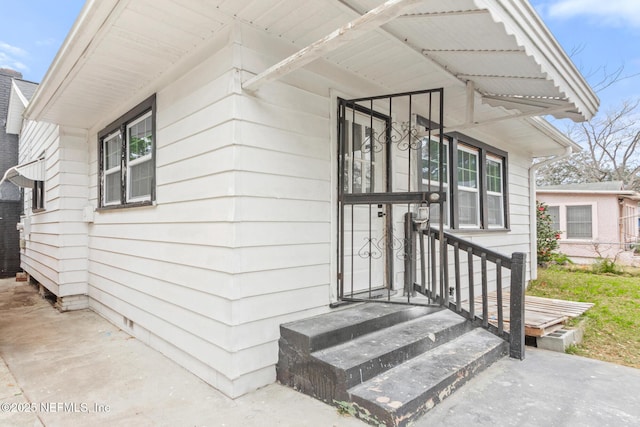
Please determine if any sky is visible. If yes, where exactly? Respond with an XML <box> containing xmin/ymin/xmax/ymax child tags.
<box><xmin>0</xmin><ymin>0</ymin><xmax>639</xmax><ymax>117</ymax></box>
<box><xmin>0</xmin><ymin>0</ymin><xmax>85</xmax><ymax>83</ymax></box>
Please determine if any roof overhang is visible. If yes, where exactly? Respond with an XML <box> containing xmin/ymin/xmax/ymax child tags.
<box><xmin>23</xmin><ymin>0</ymin><xmax>598</xmax><ymax>155</ymax></box>
<box><xmin>537</xmin><ymin>189</ymin><xmax>640</xmax><ymax>200</ymax></box>
<box><xmin>243</xmin><ymin>0</ymin><xmax>598</xmax><ymax>123</ymax></box>
<box><xmin>0</xmin><ymin>159</ymin><xmax>46</xmax><ymax>189</ymax></box>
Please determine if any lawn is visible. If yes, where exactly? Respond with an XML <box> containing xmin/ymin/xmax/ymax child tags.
<box><xmin>528</xmin><ymin>267</ymin><xmax>640</xmax><ymax>369</ymax></box>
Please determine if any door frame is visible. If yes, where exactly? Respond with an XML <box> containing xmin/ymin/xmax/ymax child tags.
<box><xmin>335</xmin><ymin>88</ymin><xmax>446</xmax><ymax>304</ymax></box>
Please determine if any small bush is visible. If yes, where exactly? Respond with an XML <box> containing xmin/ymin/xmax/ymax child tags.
<box><xmin>550</xmin><ymin>252</ymin><xmax>573</xmax><ymax>265</ymax></box>
<box><xmin>536</xmin><ymin>201</ymin><xmax>561</xmax><ymax>265</ymax></box>
<box><xmin>591</xmin><ymin>257</ymin><xmax>621</xmax><ymax>274</ymax></box>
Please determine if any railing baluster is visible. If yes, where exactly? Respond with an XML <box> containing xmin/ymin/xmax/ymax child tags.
<box><xmin>443</xmin><ymin>237</ymin><xmax>449</xmax><ymax>306</ymax></box>
<box><xmin>454</xmin><ymin>241</ymin><xmax>461</xmax><ymax>313</ymax></box>
<box><xmin>421</xmin><ymin>228</ymin><xmax>526</xmax><ymax>361</ymax></box>
<box><xmin>467</xmin><ymin>247</ymin><xmax>474</xmax><ymax>319</ymax></box>
<box><xmin>419</xmin><ymin>230</ymin><xmax>426</xmax><ymax>296</ymax></box>
<box><xmin>430</xmin><ymin>231</ymin><xmax>437</xmax><ymax>303</ymax></box>
<box><xmin>496</xmin><ymin>259</ymin><xmax>503</xmax><ymax>334</ymax></box>
<box><xmin>481</xmin><ymin>253</ymin><xmax>488</xmax><ymax>328</ymax></box>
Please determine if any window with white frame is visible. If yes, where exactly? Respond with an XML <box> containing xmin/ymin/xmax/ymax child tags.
<box><xmin>566</xmin><ymin>205</ymin><xmax>593</xmax><ymax>239</ymax></box>
<box><xmin>486</xmin><ymin>155</ymin><xmax>504</xmax><ymax>228</ymax></box>
<box><xmin>547</xmin><ymin>205</ymin><xmax>560</xmax><ymax>231</ymax></box>
<box><xmin>457</xmin><ymin>144</ymin><xmax>480</xmax><ymax>228</ymax></box>
<box><xmin>421</xmin><ymin>137</ymin><xmax>449</xmax><ymax>225</ymax></box>
<box><xmin>416</xmin><ymin>117</ymin><xmax>509</xmax><ymax>231</ymax></box>
<box><xmin>98</xmin><ymin>95</ymin><xmax>156</xmax><ymax>208</ymax></box>
<box><xmin>102</xmin><ymin>131</ymin><xmax>122</xmax><ymax>206</ymax></box>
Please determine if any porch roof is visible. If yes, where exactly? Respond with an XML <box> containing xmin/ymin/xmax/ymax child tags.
<box><xmin>25</xmin><ymin>0</ymin><xmax>596</xmax><ymax>156</ymax></box>
<box><xmin>537</xmin><ymin>181</ymin><xmax>640</xmax><ymax>200</ymax></box>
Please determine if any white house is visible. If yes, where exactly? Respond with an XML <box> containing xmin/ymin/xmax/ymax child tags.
<box><xmin>10</xmin><ymin>0</ymin><xmax>597</xmax><ymax>399</ymax></box>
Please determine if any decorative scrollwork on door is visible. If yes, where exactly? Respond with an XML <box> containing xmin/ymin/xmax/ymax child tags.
<box><xmin>357</xmin><ymin>229</ymin><xmax>408</xmax><ymax>261</ymax></box>
<box><xmin>362</xmin><ymin>121</ymin><xmax>423</xmax><ymax>154</ymax></box>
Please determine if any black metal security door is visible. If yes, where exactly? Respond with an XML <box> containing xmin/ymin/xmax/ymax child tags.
<box><xmin>337</xmin><ymin>89</ymin><xmax>446</xmax><ymax>304</ymax></box>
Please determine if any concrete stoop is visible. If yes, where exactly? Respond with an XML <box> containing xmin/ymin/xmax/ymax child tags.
<box><xmin>277</xmin><ymin>303</ymin><xmax>508</xmax><ymax>427</ymax></box>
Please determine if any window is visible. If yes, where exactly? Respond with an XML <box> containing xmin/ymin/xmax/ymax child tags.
<box><xmin>486</xmin><ymin>155</ymin><xmax>504</xmax><ymax>228</ymax></box>
<box><xmin>419</xmin><ymin>126</ymin><xmax>509</xmax><ymax>230</ymax></box>
<box><xmin>98</xmin><ymin>95</ymin><xmax>156</xmax><ymax>208</ymax></box>
<box><xmin>457</xmin><ymin>144</ymin><xmax>480</xmax><ymax>228</ymax></box>
<box><xmin>566</xmin><ymin>205</ymin><xmax>593</xmax><ymax>239</ymax></box>
<box><xmin>32</xmin><ymin>180</ymin><xmax>44</xmax><ymax>211</ymax></box>
<box><xmin>547</xmin><ymin>206</ymin><xmax>560</xmax><ymax>231</ymax></box>
<box><xmin>421</xmin><ymin>138</ymin><xmax>449</xmax><ymax>225</ymax></box>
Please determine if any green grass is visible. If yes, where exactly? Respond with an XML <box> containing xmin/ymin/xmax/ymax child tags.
<box><xmin>528</xmin><ymin>267</ymin><xmax>640</xmax><ymax>369</ymax></box>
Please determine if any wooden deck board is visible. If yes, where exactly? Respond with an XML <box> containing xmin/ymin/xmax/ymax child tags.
<box><xmin>472</xmin><ymin>292</ymin><xmax>593</xmax><ymax>337</ymax></box>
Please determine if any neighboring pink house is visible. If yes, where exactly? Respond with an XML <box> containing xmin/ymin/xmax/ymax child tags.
<box><xmin>537</xmin><ymin>181</ymin><xmax>640</xmax><ymax>265</ymax></box>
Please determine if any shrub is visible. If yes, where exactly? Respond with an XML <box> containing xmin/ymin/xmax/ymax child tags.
<box><xmin>550</xmin><ymin>252</ymin><xmax>573</xmax><ymax>265</ymax></box>
<box><xmin>536</xmin><ymin>201</ymin><xmax>561</xmax><ymax>265</ymax></box>
<box><xmin>591</xmin><ymin>257</ymin><xmax>621</xmax><ymax>274</ymax></box>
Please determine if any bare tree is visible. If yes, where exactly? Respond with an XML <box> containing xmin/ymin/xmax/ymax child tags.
<box><xmin>537</xmin><ymin>99</ymin><xmax>640</xmax><ymax>191</ymax></box>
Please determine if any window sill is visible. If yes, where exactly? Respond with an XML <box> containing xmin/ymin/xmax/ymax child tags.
<box><xmin>449</xmin><ymin>228</ymin><xmax>511</xmax><ymax>234</ymax></box>
<box><xmin>97</xmin><ymin>201</ymin><xmax>154</xmax><ymax>211</ymax></box>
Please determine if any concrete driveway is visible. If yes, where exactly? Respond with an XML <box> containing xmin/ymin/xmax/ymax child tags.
<box><xmin>0</xmin><ymin>277</ymin><xmax>638</xmax><ymax>426</ymax></box>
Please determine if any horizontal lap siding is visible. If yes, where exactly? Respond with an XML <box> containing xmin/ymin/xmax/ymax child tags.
<box><xmin>85</xmin><ymin>29</ymin><xmax>267</xmax><ymax>396</ymax></box>
<box><xmin>224</xmin><ymin>25</ymin><xmax>336</xmax><ymax>394</ymax></box>
<box><xmin>19</xmin><ymin>121</ymin><xmax>90</xmax><ymax>297</ymax></box>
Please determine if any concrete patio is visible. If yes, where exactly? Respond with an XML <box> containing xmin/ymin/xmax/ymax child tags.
<box><xmin>0</xmin><ymin>277</ymin><xmax>638</xmax><ymax>426</ymax></box>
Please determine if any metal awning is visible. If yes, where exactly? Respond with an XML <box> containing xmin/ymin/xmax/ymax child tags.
<box><xmin>24</xmin><ymin>0</ymin><xmax>598</xmax><ymax>131</ymax></box>
<box><xmin>0</xmin><ymin>159</ymin><xmax>46</xmax><ymax>188</ymax></box>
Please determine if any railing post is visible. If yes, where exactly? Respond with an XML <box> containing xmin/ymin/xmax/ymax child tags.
<box><xmin>404</xmin><ymin>212</ymin><xmax>416</xmax><ymax>297</ymax></box>
<box><xmin>509</xmin><ymin>252</ymin><xmax>527</xmax><ymax>360</ymax></box>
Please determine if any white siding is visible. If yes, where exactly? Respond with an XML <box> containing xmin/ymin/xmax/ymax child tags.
<box><xmin>79</xmin><ymin>24</ymin><xmax>336</xmax><ymax>397</ymax></box>
<box><xmin>19</xmin><ymin>17</ymin><xmax>540</xmax><ymax>400</ymax></box>
<box><xmin>20</xmin><ymin>121</ymin><xmax>89</xmax><ymax>300</ymax></box>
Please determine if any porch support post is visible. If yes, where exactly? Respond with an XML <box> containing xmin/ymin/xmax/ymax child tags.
<box><xmin>509</xmin><ymin>252</ymin><xmax>527</xmax><ymax>360</ymax></box>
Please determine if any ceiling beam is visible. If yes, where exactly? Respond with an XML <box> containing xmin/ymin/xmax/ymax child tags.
<box><xmin>242</xmin><ymin>0</ymin><xmax>424</xmax><ymax>92</ymax></box>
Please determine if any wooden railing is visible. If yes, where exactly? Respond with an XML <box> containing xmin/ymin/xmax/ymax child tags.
<box><xmin>412</xmin><ymin>226</ymin><xmax>526</xmax><ymax>359</ymax></box>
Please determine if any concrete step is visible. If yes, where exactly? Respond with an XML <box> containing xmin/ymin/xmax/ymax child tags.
<box><xmin>311</xmin><ymin>310</ymin><xmax>473</xmax><ymax>398</ymax></box>
<box><xmin>279</xmin><ymin>303</ymin><xmax>442</xmax><ymax>355</ymax></box>
<box><xmin>348</xmin><ymin>328</ymin><xmax>508</xmax><ymax>427</ymax></box>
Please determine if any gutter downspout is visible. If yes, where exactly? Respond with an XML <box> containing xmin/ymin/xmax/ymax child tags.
<box><xmin>528</xmin><ymin>145</ymin><xmax>573</xmax><ymax>280</ymax></box>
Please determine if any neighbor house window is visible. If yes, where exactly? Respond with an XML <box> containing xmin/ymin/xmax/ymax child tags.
<box><xmin>547</xmin><ymin>206</ymin><xmax>560</xmax><ymax>231</ymax></box>
<box><xmin>98</xmin><ymin>95</ymin><xmax>156</xmax><ymax>208</ymax></box>
<box><xmin>566</xmin><ymin>205</ymin><xmax>593</xmax><ymax>239</ymax></box>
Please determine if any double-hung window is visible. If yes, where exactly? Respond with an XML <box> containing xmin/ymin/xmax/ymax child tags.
<box><xmin>98</xmin><ymin>95</ymin><xmax>156</xmax><ymax>208</ymax></box>
<box><xmin>486</xmin><ymin>154</ymin><xmax>505</xmax><ymax>228</ymax></box>
<box><xmin>457</xmin><ymin>144</ymin><xmax>480</xmax><ymax>228</ymax></box>
<box><xmin>547</xmin><ymin>205</ymin><xmax>560</xmax><ymax>231</ymax></box>
<box><xmin>566</xmin><ymin>205</ymin><xmax>593</xmax><ymax>239</ymax></box>
<box><xmin>545</xmin><ymin>204</ymin><xmax>593</xmax><ymax>240</ymax></box>
<box><xmin>421</xmin><ymin>137</ymin><xmax>449</xmax><ymax>225</ymax></box>
<box><xmin>418</xmin><ymin>119</ymin><xmax>509</xmax><ymax>231</ymax></box>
